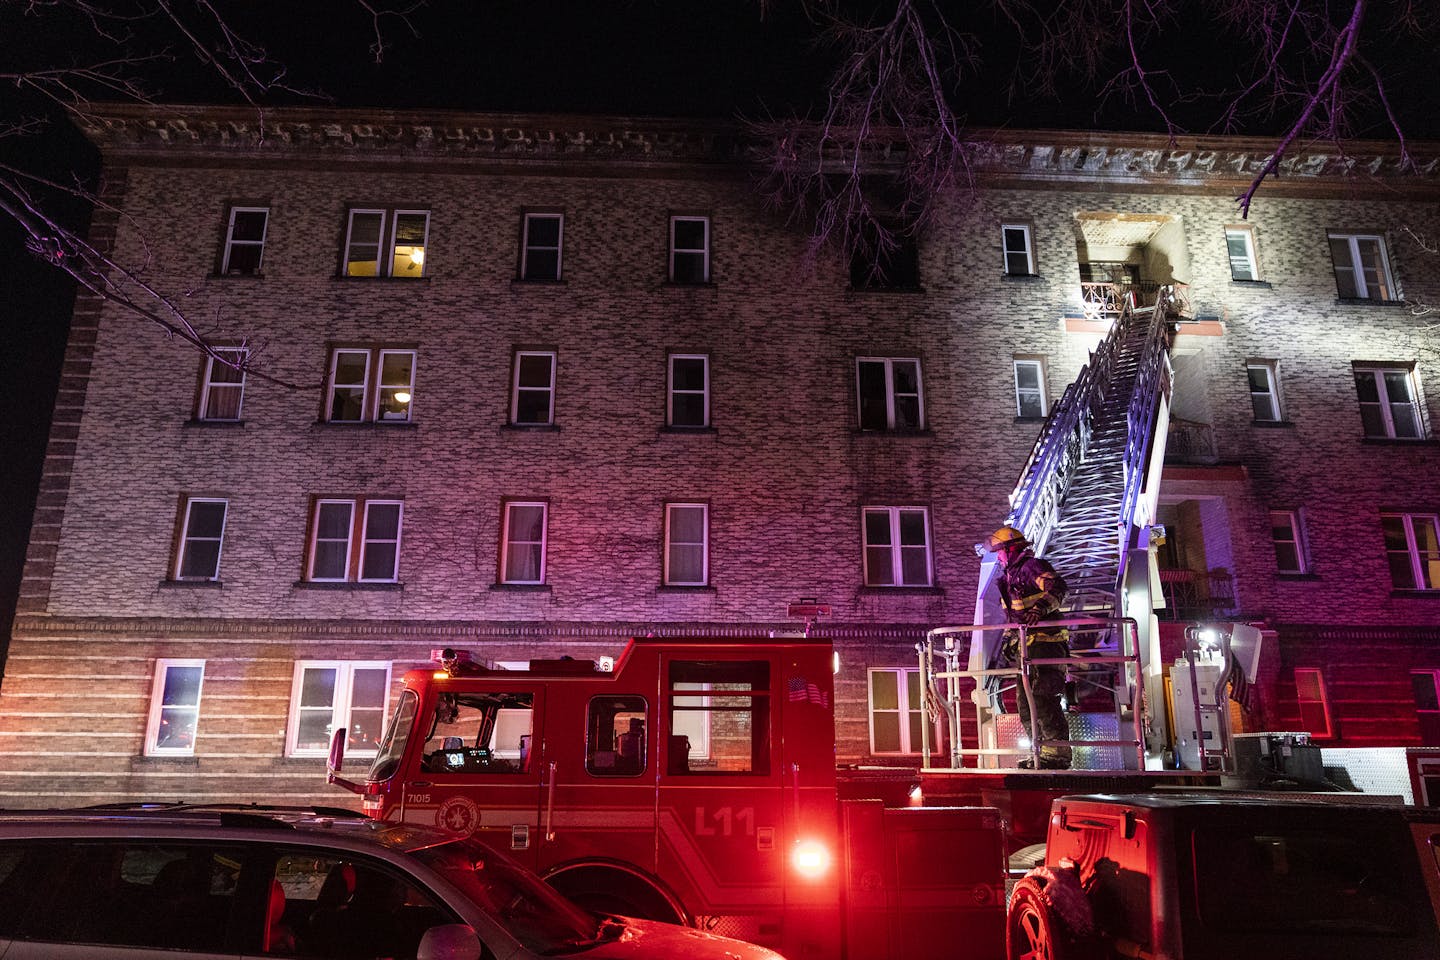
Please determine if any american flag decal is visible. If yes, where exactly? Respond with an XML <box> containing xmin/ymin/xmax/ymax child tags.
<box><xmin>787</xmin><ymin>675</ymin><xmax>829</xmax><ymax>707</ymax></box>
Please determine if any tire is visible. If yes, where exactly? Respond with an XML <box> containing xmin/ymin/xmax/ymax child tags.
<box><xmin>1007</xmin><ymin>877</ymin><xmax>1092</xmax><ymax>960</ymax></box>
<box><xmin>546</xmin><ymin>867</ymin><xmax>686</xmax><ymax>925</ymax></box>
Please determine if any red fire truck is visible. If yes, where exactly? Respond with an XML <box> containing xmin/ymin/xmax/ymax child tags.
<box><xmin>328</xmin><ymin>635</ymin><xmax>1006</xmax><ymax>960</ymax></box>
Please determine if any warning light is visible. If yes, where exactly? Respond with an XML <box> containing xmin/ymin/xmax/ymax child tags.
<box><xmin>791</xmin><ymin>839</ymin><xmax>832</xmax><ymax>879</ymax></box>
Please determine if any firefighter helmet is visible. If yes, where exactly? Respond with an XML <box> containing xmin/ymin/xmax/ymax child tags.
<box><xmin>984</xmin><ymin>526</ymin><xmax>1029</xmax><ymax>553</ymax></box>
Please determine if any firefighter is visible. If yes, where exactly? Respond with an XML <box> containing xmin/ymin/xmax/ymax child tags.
<box><xmin>985</xmin><ymin>525</ymin><xmax>1071</xmax><ymax>770</ymax></box>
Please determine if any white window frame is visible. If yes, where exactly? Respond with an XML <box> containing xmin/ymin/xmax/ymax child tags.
<box><xmin>375</xmin><ymin>349</ymin><xmax>417</xmax><ymax>423</ymax></box>
<box><xmin>388</xmin><ymin>209</ymin><xmax>430</xmax><ymax>278</ymax></box>
<box><xmin>511</xmin><ymin>350</ymin><xmax>557</xmax><ymax>425</ymax></box>
<box><xmin>175</xmin><ymin>497</ymin><xmax>228</xmax><ymax>582</ymax></box>
<box><xmin>1013</xmin><ymin>358</ymin><xmax>1048</xmax><ymax>418</ymax></box>
<box><xmin>1328</xmin><ymin>231</ymin><xmax>1396</xmax><ymax>301</ymax></box>
<box><xmin>286</xmin><ymin>660</ymin><xmax>393</xmax><ymax>758</ymax></box>
<box><xmin>868</xmin><ymin>667</ymin><xmax>927</xmax><ymax>755</ymax></box>
<box><xmin>669</xmin><ymin>215</ymin><xmax>711</xmax><ymax>284</ymax></box>
<box><xmin>1247</xmin><ymin>360</ymin><xmax>1283</xmax><ymax>422</ymax></box>
<box><xmin>521</xmin><ymin>212</ymin><xmax>564</xmax><ymax>281</ymax></box>
<box><xmin>358</xmin><ymin>500</ymin><xmax>404</xmax><ymax>583</ymax></box>
<box><xmin>343</xmin><ymin>208</ymin><xmax>430</xmax><ymax>278</ymax></box>
<box><xmin>308</xmin><ymin>499</ymin><xmax>356</xmax><ymax>582</ymax></box>
<box><xmin>221</xmin><ymin>206</ymin><xmax>268</xmax><ymax>276</ymax></box>
<box><xmin>667</xmin><ymin>354</ymin><xmax>710</xmax><ymax>428</ymax></box>
<box><xmin>1001</xmin><ymin>223</ymin><xmax>1035</xmax><ymax>276</ymax></box>
<box><xmin>1382</xmin><ymin>512</ymin><xmax>1440</xmax><ymax>591</ymax></box>
<box><xmin>1269</xmin><ymin>509</ymin><xmax>1308</xmax><ymax>574</ymax></box>
<box><xmin>862</xmin><ymin>506</ymin><xmax>933</xmax><ymax>587</ymax></box>
<box><xmin>325</xmin><ymin>347</ymin><xmax>416</xmax><ymax>424</ymax></box>
<box><xmin>664</xmin><ymin>503</ymin><xmax>709</xmax><ymax>586</ymax></box>
<box><xmin>326</xmin><ymin>348</ymin><xmax>372</xmax><ymax>423</ymax></box>
<box><xmin>1354</xmin><ymin>365</ymin><xmax>1424</xmax><ymax>439</ymax></box>
<box><xmin>1293</xmin><ymin>667</ymin><xmax>1334</xmax><ymax>740</ymax></box>
<box><xmin>197</xmin><ymin>348</ymin><xmax>247</xmax><ymax>422</ymax></box>
<box><xmin>500</xmin><ymin>500</ymin><xmax>549</xmax><ymax>585</ymax></box>
<box><xmin>856</xmin><ymin>357</ymin><xmax>925</xmax><ymax>431</ymax></box>
<box><xmin>1224</xmin><ymin>226</ymin><xmax>1259</xmax><ymax>281</ymax></box>
<box><xmin>145</xmin><ymin>659</ymin><xmax>205</xmax><ymax>757</ymax></box>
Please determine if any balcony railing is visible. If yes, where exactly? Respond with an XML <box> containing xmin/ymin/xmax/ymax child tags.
<box><xmin>1157</xmin><ymin>568</ymin><xmax>1237</xmax><ymax>621</ymax></box>
<box><xmin>1165</xmin><ymin>418</ymin><xmax>1217</xmax><ymax>464</ymax></box>
<box><xmin>1080</xmin><ymin>281</ymin><xmax>1162</xmax><ymax>320</ymax></box>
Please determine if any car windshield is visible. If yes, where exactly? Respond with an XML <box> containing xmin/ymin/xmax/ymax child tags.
<box><xmin>368</xmin><ymin>689</ymin><xmax>418</xmax><ymax>782</ymax></box>
<box><xmin>411</xmin><ymin>836</ymin><xmax>609</xmax><ymax>954</ymax></box>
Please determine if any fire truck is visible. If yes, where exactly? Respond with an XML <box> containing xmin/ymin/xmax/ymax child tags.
<box><xmin>327</xmin><ymin>636</ymin><xmax>1007</xmax><ymax>960</ymax></box>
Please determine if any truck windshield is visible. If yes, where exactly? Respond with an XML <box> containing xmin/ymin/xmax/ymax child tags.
<box><xmin>368</xmin><ymin>689</ymin><xmax>418</xmax><ymax>782</ymax></box>
<box><xmin>413</xmin><ymin>835</ymin><xmax>603</xmax><ymax>954</ymax></box>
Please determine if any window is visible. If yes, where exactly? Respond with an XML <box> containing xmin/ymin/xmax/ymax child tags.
<box><xmin>587</xmin><ymin>695</ymin><xmax>648</xmax><ymax>777</ymax></box>
<box><xmin>287</xmin><ymin>661</ymin><xmax>392</xmax><ymax>757</ymax></box>
<box><xmin>1412</xmin><ymin>670</ymin><xmax>1440</xmax><ymax>746</ymax></box>
<box><xmin>1293</xmin><ymin>667</ymin><xmax>1334</xmax><ymax>739</ymax></box>
<box><xmin>1382</xmin><ymin>512</ymin><xmax>1440</xmax><ymax>591</ymax></box>
<box><xmin>1354</xmin><ymin>365</ymin><xmax>1423</xmax><ymax>439</ymax></box>
<box><xmin>850</xmin><ymin>227</ymin><xmax>920</xmax><ymax>290</ymax></box>
<box><xmin>1328</xmin><ymin>232</ymin><xmax>1396</xmax><ymax>301</ymax></box>
<box><xmin>1247</xmin><ymin>361</ymin><xmax>1283</xmax><ymax>422</ymax></box>
<box><xmin>343</xmin><ymin>208</ymin><xmax>429</xmax><ymax>278</ymax></box>
<box><xmin>1225</xmin><ymin>226</ymin><xmax>1259</xmax><ymax>281</ymax></box>
<box><xmin>306</xmin><ymin>498</ymin><xmax>404</xmax><ymax>583</ymax></box>
<box><xmin>856</xmin><ymin>358</ymin><xmax>924</xmax><ymax>431</ymax></box>
<box><xmin>197</xmin><ymin>348</ymin><xmax>247</xmax><ymax>421</ymax></box>
<box><xmin>511</xmin><ymin>350</ymin><xmax>557</xmax><ymax>425</ymax></box>
<box><xmin>421</xmin><ymin>691</ymin><xmax>535</xmax><ymax>774</ymax></box>
<box><xmin>869</xmin><ymin>668</ymin><xmax>927</xmax><ymax>754</ymax></box>
<box><xmin>221</xmin><ymin>206</ymin><xmax>268</xmax><ymax>276</ymax></box>
<box><xmin>520</xmin><ymin>212</ymin><xmax>563</xmax><ymax>281</ymax></box>
<box><xmin>667</xmin><ymin>660</ymin><xmax>770</xmax><ymax>775</ymax></box>
<box><xmin>1269</xmin><ymin>509</ymin><xmax>1308</xmax><ymax>574</ymax></box>
<box><xmin>500</xmin><ymin>501</ymin><xmax>547</xmax><ymax>584</ymax></box>
<box><xmin>175</xmin><ymin>497</ymin><xmax>228</xmax><ymax>581</ymax></box>
<box><xmin>664</xmin><ymin>503</ymin><xmax>708</xmax><ymax>586</ymax></box>
<box><xmin>1002</xmin><ymin>223</ymin><xmax>1035</xmax><ymax>276</ymax></box>
<box><xmin>669</xmin><ymin>215</ymin><xmax>710</xmax><ymax>283</ymax></box>
<box><xmin>1014</xmin><ymin>358</ymin><xmax>1048</xmax><ymax>418</ymax></box>
<box><xmin>325</xmin><ymin>347</ymin><xmax>416</xmax><ymax>423</ymax></box>
<box><xmin>668</xmin><ymin>354</ymin><xmax>709</xmax><ymax>427</ymax></box>
<box><xmin>145</xmin><ymin>659</ymin><xmax>204</xmax><ymax>756</ymax></box>
<box><xmin>862</xmin><ymin>506</ymin><xmax>933</xmax><ymax>586</ymax></box>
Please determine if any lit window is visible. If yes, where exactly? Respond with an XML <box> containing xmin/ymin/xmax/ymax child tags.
<box><xmin>869</xmin><ymin>668</ymin><xmax>927</xmax><ymax>754</ymax></box>
<box><xmin>511</xmin><ymin>351</ymin><xmax>557</xmax><ymax>425</ymax></box>
<box><xmin>325</xmin><ymin>347</ymin><xmax>416</xmax><ymax>423</ymax></box>
<box><xmin>1001</xmin><ymin>223</ymin><xmax>1035</xmax><ymax>276</ymax></box>
<box><xmin>197</xmin><ymin>348</ymin><xmax>246</xmax><ymax>422</ymax></box>
<box><xmin>668</xmin><ymin>354</ymin><xmax>710</xmax><ymax>427</ymax></box>
<box><xmin>1247</xmin><ymin>361</ymin><xmax>1283</xmax><ymax>422</ymax></box>
<box><xmin>1382</xmin><ymin>512</ymin><xmax>1440</xmax><ymax>591</ymax></box>
<box><xmin>520</xmin><ymin>212</ymin><xmax>563</xmax><ymax>281</ymax></box>
<box><xmin>175</xmin><ymin>498</ymin><xmax>228</xmax><ymax>581</ymax></box>
<box><xmin>343</xmin><ymin>208</ymin><xmax>429</xmax><ymax>278</ymax></box>
<box><xmin>421</xmin><ymin>691</ymin><xmax>535</xmax><ymax>772</ymax></box>
<box><xmin>1354</xmin><ymin>365</ymin><xmax>1423</xmax><ymax>439</ymax></box>
<box><xmin>667</xmin><ymin>660</ymin><xmax>770</xmax><ymax>775</ymax></box>
<box><xmin>1269</xmin><ymin>509</ymin><xmax>1308</xmax><ymax>574</ymax></box>
<box><xmin>669</xmin><ymin>215</ymin><xmax>710</xmax><ymax>284</ymax></box>
<box><xmin>145</xmin><ymin>660</ymin><xmax>205</xmax><ymax>756</ymax></box>
<box><xmin>664</xmin><ymin>503</ymin><xmax>709</xmax><ymax>586</ymax></box>
<box><xmin>1014</xmin><ymin>358</ymin><xmax>1048</xmax><ymax>419</ymax></box>
<box><xmin>221</xmin><ymin>207</ymin><xmax>268</xmax><ymax>276</ymax></box>
<box><xmin>862</xmin><ymin>506</ymin><xmax>932</xmax><ymax>587</ymax></box>
<box><xmin>1293</xmin><ymin>668</ymin><xmax>1333</xmax><ymax>739</ymax></box>
<box><xmin>306</xmin><ymin>498</ymin><xmax>404</xmax><ymax>583</ymax></box>
<box><xmin>500</xmin><ymin>501</ymin><xmax>548</xmax><ymax>585</ymax></box>
<box><xmin>1328</xmin><ymin>232</ymin><xmax>1396</xmax><ymax>301</ymax></box>
<box><xmin>857</xmin><ymin>358</ymin><xmax>924</xmax><ymax>431</ymax></box>
<box><xmin>287</xmin><ymin>661</ymin><xmax>392</xmax><ymax>757</ymax></box>
<box><xmin>1225</xmin><ymin>226</ymin><xmax>1259</xmax><ymax>281</ymax></box>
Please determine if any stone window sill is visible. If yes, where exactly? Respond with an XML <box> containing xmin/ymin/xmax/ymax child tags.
<box><xmin>491</xmin><ymin>583</ymin><xmax>553</xmax><ymax>593</ymax></box>
<box><xmin>658</xmin><ymin>585</ymin><xmax>717</xmax><ymax>594</ymax></box>
<box><xmin>502</xmin><ymin>422</ymin><xmax>561</xmax><ymax>432</ymax></box>
<box><xmin>1250</xmin><ymin>420</ymin><xmax>1294</xmax><ymax>428</ymax></box>
<box><xmin>1391</xmin><ymin>589</ymin><xmax>1440</xmax><ymax>599</ymax></box>
<box><xmin>158</xmin><ymin>579</ymin><xmax>224</xmax><ymax>589</ymax></box>
<box><xmin>659</xmin><ymin>425</ymin><xmax>718</xmax><ymax>435</ymax></box>
<box><xmin>1230</xmin><ymin>279</ymin><xmax>1273</xmax><ymax>289</ymax></box>
<box><xmin>853</xmin><ymin>429</ymin><xmax>934</xmax><ymax>438</ymax></box>
<box><xmin>859</xmin><ymin>585</ymin><xmax>944</xmax><ymax>596</ymax></box>
<box><xmin>184</xmin><ymin>419</ymin><xmax>246</xmax><ymax>429</ymax></box>
<box><xmin>312</xmin><ymin>420</ymin><xmax>418</xmax><ymax>431</ymax></box>
<box><xmin>293</xmin><ymin>581</ymin><xmax>404</xmax><ymax>591</ymax></box>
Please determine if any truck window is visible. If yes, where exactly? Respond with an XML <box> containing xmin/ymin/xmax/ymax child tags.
<box><xmin>667</xmin><ymin>660</ymin><xmax>770</xmax><ymax>775</ymax></box>
<box><xmin>369</xmin><ymin>689</ymin><xmax>418</xmax><ymax>782</ymax></box>
<box><xmin>587</xmin><ymin>695</ymin><xmax>648</xmax><ymax>777</ymax></box>
<box><xmin>422</xmin><ymin>692</ymin><xmax>535</xmax><ymax>775</ymax></box>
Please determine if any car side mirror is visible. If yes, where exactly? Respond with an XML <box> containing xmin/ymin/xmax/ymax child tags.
<box><xmin>418</xmin><ymin>923</ymin><xmax>485</xmax><ymax>960</ymax></box>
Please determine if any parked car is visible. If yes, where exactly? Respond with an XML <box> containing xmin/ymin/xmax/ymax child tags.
<box><xmin>1008</xmin><ymin>792</ymin><xmax>1440</xmax><ymax>960</ymax></box>
<box><xmin>0</xmin><ymin>803</ymin><xmax>789</xmax><ymax>960</ymax></box>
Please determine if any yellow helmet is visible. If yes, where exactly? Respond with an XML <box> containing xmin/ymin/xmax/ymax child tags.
<box><xmin>983</xmin><ymin>526</ymin><xmax>1029</xmax><ymax>553</ymax></box>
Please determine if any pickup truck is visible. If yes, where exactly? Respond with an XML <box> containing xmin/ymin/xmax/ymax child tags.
<box><xmin>1007</xmin><ymin>793</ymin><xmax>1440</xmax><ymax>960</ymax></box>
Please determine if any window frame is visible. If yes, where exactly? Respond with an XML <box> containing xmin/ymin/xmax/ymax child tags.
<box><xmin>144</xmin><ymin>659</ymin><xmax>206</xmax><ymax>757</ymax></box>
<box><xmin>1293</xmin><ymin>667</ymin><xmax>1334</xmax><ymax>740</ymax></box>
<box><xmin>1001</xmin><ymin>222</ymin><xmax>1036</xmax><ymax>276</ymax></box>
<box><xmin>1013</xmin><ymin>357</ymin><xmax>1048</xmax><ymax>419</ymax></box>
<box><xmin>197</xmin><ymin>347</ymin><xmax>247</xmax><ymax>422</ymax></box>
<box><xmin>861</xmin><ymin>505</ymin><xmax>934</xmax><ymax>587</ymax></box>
<box><xmin>285</xmin><ymin>660</ymin><xmax>393</xmax><ymax>758</ymax></box>
<box><xmin>1411</xmin><ymin>669</ymin><xmax>1440</xmax><ymax>747</ymax></box>
<box><xmin>1382</xmin><ymin>511</ymin><xmax>1440</xmax><ymax>591</ymax></box>
<box><xmin>856</xmin><ymin>357</ymin><xmax>925</xmax><ymax>431</ymax></box>
<box><xmin>667</xmin><ymin>353</ymin><xmax>711</xmax><ymax>428</ymax></box>
<box><xmin>1269</xmin><ymin>509</ymin><xmax>1308</xmax><ymax>574</ymax></box>
<box><xmin>867</xmin><ymin>667</ymin><xmax>929</xmax><ymax>755</ymax></box>
<box><xmin>1354</xmin><ymin>364</ymin><xmax>1424</xmax><ymax>440</ymax></box>
<box><xmin>174</xmin><ymin>496</ymin><xmax>229</xmax><ymax>582</ymax></box>
<box><xmin>510</xmin><ymin>350</ymin><xmax>558</xmax><ymax>426</ymax></box>
<box><xmin>1224</xmin><ymin>225</ymin><xmax>1260</xmax><ymax>281</ymax></box>
<box><xmin>358</xmin><ymin>500</ymin><xmax>405</xmax><ymax>583</ymax></box>
<box><xmin>1327</xmin><ymin>231</ymin><xmax>1397</xmax><ymax>301</ymax></box>
<box><xmin>663</xmin><ymin>502</ymin><xmax>710</xmax><ymax>586</ymax></box>
<box><xmin>520</xmin><ymin>211</ymin><xmax>564</xmax><ymax>281</ymax></box>
<box><xmin>500</xmin><ymin>500</ymin><xmax>549</xmax><ymax>585</ymax></box>
<box><xmin>220</xmin><ymin>205</ymin><xmax>269</xmax><ymax>276</ymax></box>
<box><xmin>342</xmin><ymin>207</ymin><xmax>431</xmax><ymax>278</ymax></box>
<box><xmin>668</xmin><ymin>215</ymin><xmax>711</xmax><ymax>284</ymax></box>
<box><xmin>305</xmin><ymin>497</ymin><xmax>405</xmax><ymax>583</ymax></box>
<box><xmin>324</xmin><ymin>346</ymin><xmax>417</xmax><ymax>424</ymax></box>
<box><xmin>1247</xmin><ymin>360</ymin><xmax>1283</xmax><ymax>422</ymax></box>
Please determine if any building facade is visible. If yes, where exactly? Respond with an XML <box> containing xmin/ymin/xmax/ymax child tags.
<box><xmin>3</xmin><ymin>103</ymin><xmax>1438</xmax><ymax>805</ymax></box>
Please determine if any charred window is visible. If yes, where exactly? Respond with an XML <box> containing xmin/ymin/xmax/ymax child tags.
<box><xmin>586</xmin><ymin>695</ymin><xmax>648</xmax><ymax>777</ymax></box>
<box><xmin>421</xmin><ymin>692</ymin><xmax>535</xmax><ymax>775</ymax></box>
<box><xmin>666</xmin><ymin>660</ymin><xmax>770</xmax><ymax>775</ymax></box>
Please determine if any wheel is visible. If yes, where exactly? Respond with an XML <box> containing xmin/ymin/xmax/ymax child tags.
<box><xmin>546</xmin><ymin>867</ymin><xmax>686</xmax><ymax>924</ymax></box>
<box><xmin>1007</xmin><ymin>877</ymin><xmax>1092</xmax><ymax>960</ymax></box>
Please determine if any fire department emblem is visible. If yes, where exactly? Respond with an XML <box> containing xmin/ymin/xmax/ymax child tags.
<box><xmin>436</xmin><ymin>796</ymin><xmax>480</xmax><ymax>836</ymax></box>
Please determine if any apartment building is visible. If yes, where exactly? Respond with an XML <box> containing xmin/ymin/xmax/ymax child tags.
<box><xmin>2</xmin><ymin>103</ymin><xmax>1437</xmax><ymax>805</ymax></box>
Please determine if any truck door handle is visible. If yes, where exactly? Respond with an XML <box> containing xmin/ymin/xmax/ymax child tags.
<box><xmin>544</xmin><ymin>761</ymin><xmax>557</xmax><ymax>841</ymax></box>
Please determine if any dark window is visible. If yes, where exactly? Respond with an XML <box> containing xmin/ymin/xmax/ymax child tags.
<box><xmin>851</xmin><ymin>227</ymin><xmax>920</xmax><ymax>290</ymax></box>
<box><xmin>521</xmin><ymin>213</ymin><xmax>563</xmax><ymax>281</ymax></box>
<box><xmin>587</xmin><ymin>695</ymin><xmax>649</xmax><ymax>776</ymax></box>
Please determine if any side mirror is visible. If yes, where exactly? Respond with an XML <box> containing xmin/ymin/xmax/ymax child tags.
<box><xmin>327</xmin><ymin>728</ymin><xmax>362</xmax><ymax>794</ymax></box>
<box><xmin>418</xmin><ymin>923</ymin><xmax>485</xmax><ymax>960</ymax></box>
